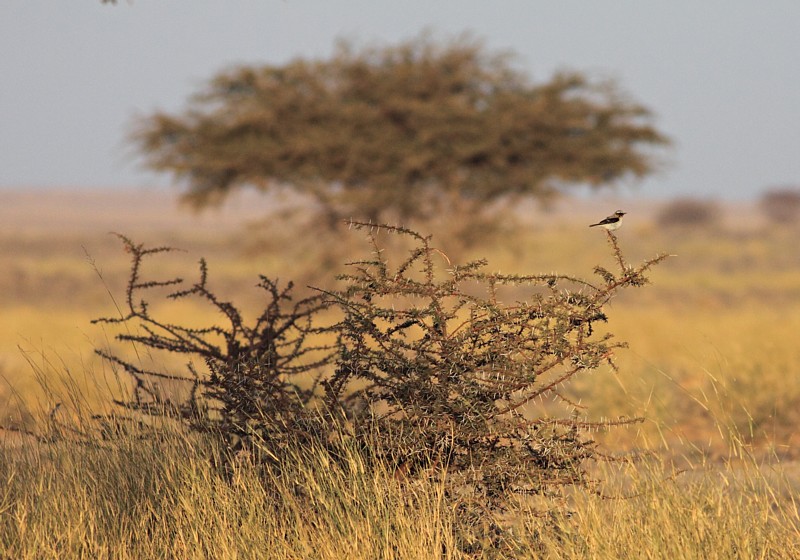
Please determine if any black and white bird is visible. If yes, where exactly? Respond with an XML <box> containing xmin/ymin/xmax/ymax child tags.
<box><xmin>589</xmin><ymin>210</ymin><xmax>626</xmax><ymax>231</ymax></box>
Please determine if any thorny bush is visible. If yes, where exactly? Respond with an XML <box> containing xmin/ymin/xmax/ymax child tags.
<box><xmin>93</xmin><ymin>223</ymin><xmax>668</xmax><ymax>540</ymax></box>
<box><xmin>324</xmin><ymin>223</ymin><xmax>667</xmax><ymax>517</ymax></box>
<box><xmin>92</xmin><ymin>234</ymin><xmax>337</xmax><ymax>452</ymax></box>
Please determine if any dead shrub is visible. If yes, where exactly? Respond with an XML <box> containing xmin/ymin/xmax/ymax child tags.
<box><xmin>91</xmin><ymin>234</ymin><xmax>338</xmax><ymax>454</ymax></box>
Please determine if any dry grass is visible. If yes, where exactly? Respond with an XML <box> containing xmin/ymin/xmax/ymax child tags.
<box><xmin>2</xmin><ymin>189</ymin><xmax>800</xmax><ymax>557</ymax></box>
<box><xmin>535</xmin><ymin>455</ymin><xmax>800</xmax><ymax>559</ymax></box>
<box><xmin>1</xmin><ymin>416</ymin><xmax>797</xmax><ymax>559</ymax></box>
<box><xmin>0</xmin><ymin>425</ymin><xmax>457</xmax><ymax>559</ymax></box>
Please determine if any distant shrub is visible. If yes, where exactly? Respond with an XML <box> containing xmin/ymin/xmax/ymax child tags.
<box><xmin>92</xmin><ymin>224</ymin><xmax>668</xmax><ymax>551</ymax></box>
<box><xmin>656</xmin><ymin>198</ymin><xmax>721</xmax><ymax>228</ymax></box>
<box><xmin>759</xmin><ymin>187</ymin><xmax>800</xmax><ymax>225</ymax></box>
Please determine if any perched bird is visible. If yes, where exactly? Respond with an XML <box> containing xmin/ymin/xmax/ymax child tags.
<box><xmin>589</xmin><ymin>210</ymin><xmax>626</xmax><ymax>231</ymax></box>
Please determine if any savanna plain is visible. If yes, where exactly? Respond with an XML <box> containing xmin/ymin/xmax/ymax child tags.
<box><xmin>1</xmin><ymin>189</ymin><xmax>799</xmax><ymax>559</ymax></box>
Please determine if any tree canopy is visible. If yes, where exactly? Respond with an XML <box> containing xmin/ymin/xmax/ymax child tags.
<box><xmin>132</xmin><ymin>35</ymin><xmax>669</xmax><ymax>228</ymax></box>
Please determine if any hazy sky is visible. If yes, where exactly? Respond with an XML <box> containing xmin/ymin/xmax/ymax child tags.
<box><xmin>2</xmin><ymin>1</ymin><xmax>799</xmax><ymax>200</ymax></box>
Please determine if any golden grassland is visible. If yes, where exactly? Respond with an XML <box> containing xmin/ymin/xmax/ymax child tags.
<box><xmin>2</xmin><ymin>425</ymin><xmax>798</xmax><ymax>559</ymax></box>
<box><xmin>1</xmin><ymin>189</ymin><xmax>799</xmax><ymax>557</ymax></box>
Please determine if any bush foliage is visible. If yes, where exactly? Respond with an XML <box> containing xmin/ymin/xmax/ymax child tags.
<box><xmin>324</xmin><ymin>223</ymin><xmax>666</xmax><ymax>507</ymax></box>
<box><xmin>92</xmin><ymin>223</ymin><xmax>668</xmax><ymax>546</ymax></box>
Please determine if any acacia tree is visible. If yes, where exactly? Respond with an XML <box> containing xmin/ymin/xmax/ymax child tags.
<box><xmin>132</xmin><ymin>34</ymin><xmax>668</xmax><ymax>235</ymax></box>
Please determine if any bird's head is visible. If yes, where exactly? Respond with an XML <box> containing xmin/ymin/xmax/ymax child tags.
<box><xmin>615</xmin><ymin>210</ymin><xmax>626</xmax><ymax>217</ymax></box>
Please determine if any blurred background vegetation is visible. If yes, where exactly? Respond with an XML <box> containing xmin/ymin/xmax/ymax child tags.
<box><xmin>131</xmin><ymin>34</ymin><xmax>668</xmax><ymax>253</ymax></box>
